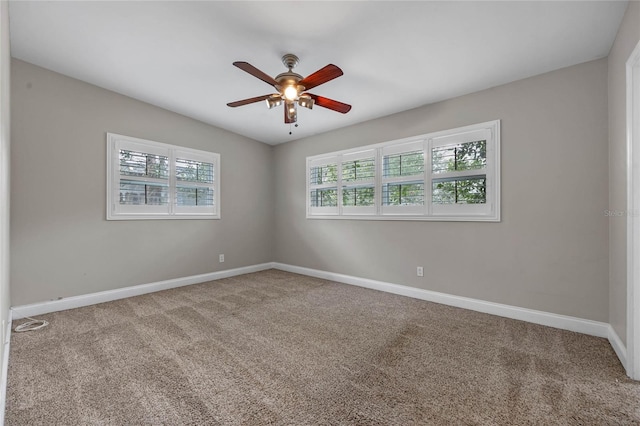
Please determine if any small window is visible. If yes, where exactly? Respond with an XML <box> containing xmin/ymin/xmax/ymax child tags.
<box><xmin>306</xmin><ymin>120</ymin><xmax>500</xmax><ymax>221</ymax></box>
<box><xmin>107</xmin><ymin>133</ymin><xmax>220</xmax><ymax>220</ymax></box>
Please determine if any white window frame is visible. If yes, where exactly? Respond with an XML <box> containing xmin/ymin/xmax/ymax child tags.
<box><xmin>306</xmin><ymin>120</ymin><xmax>500</xmax><ymax>222</ymax></box>
<box><xmin>107</xmin><ymin>133</ymin><xmax>220</xmax><ymax>220</ymax></box>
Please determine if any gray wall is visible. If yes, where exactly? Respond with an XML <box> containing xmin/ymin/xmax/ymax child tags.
<box><xmin>274</xmin><ymin>58</ymin><xmax>609</xmax><ymax>322</ymax></box>
<box><xmin>8</xmin><ymin>47</ymin><xmax>615</xmax><ymax>325</ymax></box>
<box><xmin>608</xmin><ymin>1</ymin><xmax>640</xmax><ymax>345</ymax></box>
<box><xmin>10</xmin><ymin>59</ymin><xmax>274</xmax><ymax>306</ymax></box>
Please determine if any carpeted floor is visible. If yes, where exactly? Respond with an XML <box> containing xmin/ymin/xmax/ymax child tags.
<box><xmin>5</xmin><ymin>269</ymin><xmax>640</xmax><ymax>425</ymax></box>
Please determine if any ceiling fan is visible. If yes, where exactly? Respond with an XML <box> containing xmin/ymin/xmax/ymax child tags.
<box><xmin>227</xmin><ymin>54</ymin><xmax>351</xmax><ymax>124</ymax></box>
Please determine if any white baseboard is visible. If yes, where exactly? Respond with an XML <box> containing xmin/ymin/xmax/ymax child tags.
<box><xmin>11</xmin><ymin>263</ymin><xmax>273</xmax><ymax>320</ymax></box>
<box><xmin>8</xmin><ymin>262</ymin><xmax>620</xmax><ymax>371</ymax></box>
<box><xmin>608</xmin><ymin>324</ymin><xmax>627</xmax><ymax>371</ymax></box>
<box><xmin>272</xmin><ymin>262</ymin><xmax>610</xmax><ymax>338</ymax></box>
<box><xmin>0</xmin><ymin>309</ymin><xmax>12</xmax><ymax>426</ymax></box>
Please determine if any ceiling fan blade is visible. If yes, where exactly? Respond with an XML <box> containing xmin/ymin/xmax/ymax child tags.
<box><xmin>299</xmin><ymin>64</ymin><xmax>343</xmax><ymax>90</ymax></box>
<box><xmin>233</xmin><ymin>61</ymin><xmax>279</xmax><ymax>88</ymax></box>
<box><xmin>306</xmin><ymin>93</ymin><xmax>352</xmax><ymax>114</ymax></box>
<box><xmin>227</xmin><ymin>94</ymin><xmax>271</xmax><ymax>108</ymax></box>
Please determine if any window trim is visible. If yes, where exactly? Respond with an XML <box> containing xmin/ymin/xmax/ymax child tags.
<box><xmin>306</xmin><ymin>120</ymin><xmax>500</xmax><ymax>222</ymax></box>
<box><xmin>106</xmin><ymin>133</ymin><xmax>221</xmax><ymax>220</ymax></box>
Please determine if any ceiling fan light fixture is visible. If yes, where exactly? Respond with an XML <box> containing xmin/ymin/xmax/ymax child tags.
<box><xmin>298</xmin><ymin>95</ymin><xmax>314</xmax><ymax>110</ymax></box>
<box><xmin>265</xmin><ymin>94</ymin><xmax>283</xmax><ymax>109</ymax></box>
<box><xmin>283</xmin><ymin>85</ymin><xmax>298</xmax><ymax>101</ymax></box>
<box><xmin>286</xmin><ymin>101</ymin><xmax>297</xmax><ymax>121</ymax></box>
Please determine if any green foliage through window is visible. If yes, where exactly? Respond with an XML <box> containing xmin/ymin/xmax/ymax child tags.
<box><xmin>432</xmin><ymin>177</ymin><xmax>486</xmax><ymax>204</ymax></box>
<box><xmin>176</xmin><ymin>158</ymin><xmax>214</xmax><ymax>183</ymax></box>
<box><xmin>342</xmin><ymin>159</ymin><xmax>375</xmax><ymax>182</ymax></box>
<box><xmin>310</xmin><ymin>164</ymin><xmax>338</xmax><ymax>185</ymax></box>
<box><xmin>382</xmin><ymin>182</ymin><xmax>424</xmax><ymax>206</ymax></box>
<box><xmin>310</xmin><ymin>188</ymin><xmax>338</xmax><ymax>207</ymax></box>
<box><xmin>119</xmin><ymin>150</ymin><xmax>169</xmax><ymax>179</ymax></box>
<box><xmin>383</xmin><ymin>151</ymin><xmax>424</xmax><ymax>177</ymax></box>
<box><xmin>432</xmin><ymin>140</ymin><xmax>486</xmax><ymax>174</ymax></box>
<box><xmin>177</xmin><ymin>186</ymin><xmax>214</xmax><ymax>206</ymax></box>
<box><xmin>343</xmin><ymin>186</ymin><xmax>374</xmax><ymax>206</ymax></box>
<box><xmin>119</xmin><ymin>180</ymin><xmax>169</xmax><ymax>205</ymax></box>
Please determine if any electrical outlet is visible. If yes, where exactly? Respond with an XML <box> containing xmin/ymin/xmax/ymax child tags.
<box><xmin>219</xmin><ymin>254</ymin><xmax>225</xmax><ymax>263</ymax></box>
<box><xmin>417</xmin><ymin>266</ymin><xmax>424</xmax><ymax>277</ymax></box>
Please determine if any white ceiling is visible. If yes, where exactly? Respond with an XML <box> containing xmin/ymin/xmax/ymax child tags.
<box><xmin>8</xmin><ymin>1</ymin><xmax>628</xmax><ymax>145</ymax></box>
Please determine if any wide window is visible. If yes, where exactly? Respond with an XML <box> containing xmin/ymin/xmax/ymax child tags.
<box><xmin>107</xmin><ymin>133</ymin><xmax>220</xmax><ymax>220</ymax></box>
<box><xmin>306</xmin><ymin>120</ymin><xmax>500</xmax><ymax>221</ymax></box>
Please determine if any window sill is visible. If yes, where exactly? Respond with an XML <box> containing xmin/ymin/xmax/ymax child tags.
<box><xmin>107</xmin><ymin>214</ymin><xmax>220</xmax><ymax>221</ymax></box>
<box><xmin>306</xmin><ymin>214</ymin><xmax>500</xmax><ymax>222</ymax></box>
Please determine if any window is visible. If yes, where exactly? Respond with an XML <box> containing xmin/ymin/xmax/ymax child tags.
<box><xmin>306</xmin><ymin>120</ymin><xmax>500</xmax><ymax>221</ymax></box>
<box><xmin>107</xmin><ymin>133</ymin><xmax>220</xmax><ymax>220</ymax></box>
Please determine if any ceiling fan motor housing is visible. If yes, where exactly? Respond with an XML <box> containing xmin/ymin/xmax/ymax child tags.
<box><xmin>281</xmin><ymin>53</ymin><xmax>299</xmax><ymax>70</ymax></box>
<box><xmin>275</xmin><ymin>72</ymin><xmax>304</xmax><ymax>93</ymax></box>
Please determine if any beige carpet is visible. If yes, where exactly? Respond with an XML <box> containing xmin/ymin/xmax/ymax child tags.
<box><xmin>5</xmin><ymin>269</ymin><xmax>640</xmax><ymax>425</ymax></box>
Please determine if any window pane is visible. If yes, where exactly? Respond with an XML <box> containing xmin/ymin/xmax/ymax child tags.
<box><xmin>176</xmin><ymin>158</ymin><xmax>214</xmax><ymax>183</ymax></box>
<box><xmin>310</xmin><ymin>164</ymin><xmax>338</xmax><ymax>185</ymax></box>
<box><xmin>383</xmin><ymin>151</ymin><xmax>424</xmax><ymax>177</ymax></box>
<box><xmin>342</xmin><ymin>158</ymin><xmax>375</xmax><ymax>182</ymax></box>
<box><xmin>382</xmin><ymin>182</ymin><xmax>424</xmax><ymax>206</ymax></box>
<box><xmin>432</xmin><ymin>140</ymin><xmax>486</xmax><ymax>174</ymax></box>
<box><xmin>432</xmin><ymin>177</ymin><xmax>486</xmax><ymax>204</ymax></box>
<box><xmin>119</xmin><ymin>150</ymin><xmax>169</xmax><ymax>179</ymax></box>
<box><xmin>119</xmin><ymin>180</ymin><xmax>169</xmax><ymax>205</ymax></box>
<box><xmin>176</xmin><ymin>186</ymin><xmax>214</xmax><ymax>206</ymax></box>
<box><xmin>310</xmin><ymin>188</ymin><xmax>338</xmax><ymax>207</ymax></box>
<box><xmin>343</xmin><ymin>186</ymin><xmax>374</xmax><ymax>207</ymax></box>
